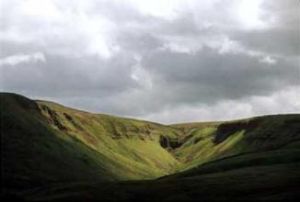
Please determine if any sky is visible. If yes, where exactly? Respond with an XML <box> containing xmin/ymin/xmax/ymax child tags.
<box><xmin>0</xmin><ymin>0</ymin><xmax>299</xmax><ymax>124</ymax></box>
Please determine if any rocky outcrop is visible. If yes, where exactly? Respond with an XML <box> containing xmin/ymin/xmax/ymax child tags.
<box><xmin>160</xmin><ymin>135</ymin><xmax>184</xmax><ymax>150</ymax></box>
<box><xmin>40</xmin><ymin>104</ymin><xmax>67</xmax><ymax>131</ymax></box>
<box><xmin>214</xmin><ymin>119</ymin><xmax>259</xmax><ymax>144</ymax></box>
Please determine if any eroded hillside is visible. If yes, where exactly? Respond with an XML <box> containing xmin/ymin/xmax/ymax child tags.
<box><xmin>36</xmin><ymin>99</ymin><xmax>182</xmax><ymax>179</ymax></box>
<box><xmin>1</xmin><ymin>93</ymin><xmax>300</xmax><ymax>200</ymax></box>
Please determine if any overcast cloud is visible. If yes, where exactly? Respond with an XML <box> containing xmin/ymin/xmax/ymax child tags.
<box><xmin>0</xmin><ymin>0</ymin><xmax>299</xmax><ymax>123</ymax></box>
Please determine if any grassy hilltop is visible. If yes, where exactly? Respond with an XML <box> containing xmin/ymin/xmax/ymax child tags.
<box><xmin>1</xmin><ymin>93</ymin><xmax>300</xmax><ymax>201</ymax></box>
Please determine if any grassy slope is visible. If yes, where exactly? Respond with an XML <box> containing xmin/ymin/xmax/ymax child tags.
<box><xmin>36</xmin><ymin>100</ymin><xmax>181</xmax><ymax>179</ymax></box>
<box><xmin>22</xmin><ymin>143</ymin><xmax>300</xmax><ymax>201</ymax></box>
<box><xmin>22</xmin><ymin>154</ymin><xmax>300</xmax><ymax>201</ymax></box>
<box><xmin>172</xmin><ymin>115</ymin><xmax>300</xmax><ymax>170</ymax></box>
<box><xmin>1</xmin><ymin>92</ymin><xmax>300</xmax><ymax>201</ymax></box>
<box><xmin>1</xmin><ymin>93</ymin><xmax>126</xmax><ymax>199</ymax></box>
<box><xmin>1</xmin><ymin>93</ymin><xmax>181</xmax><ymax>187</ymax></box>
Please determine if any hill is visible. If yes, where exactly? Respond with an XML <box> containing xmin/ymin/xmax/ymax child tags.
<box><xmin>1</xmin><ymin>92</ymin><xmax>300</xmax><ymax>200</ymax></box>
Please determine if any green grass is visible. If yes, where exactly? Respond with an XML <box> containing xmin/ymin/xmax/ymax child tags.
<box><xmin>171</xmin><ymin>147</ymin><xmax>300</xmax><ymax>178</ymax></box>
<box><xmin>1</xmin><ymin>93</ymin><xmax>181</xmax><ymax>184</ymax></box>
<box><xmin>37</xmin><ymin>99</ymin><xmax>181</xmax><ymax>179</ymax></box>
<box><xmin>1</xmin><ymin>92</ymin><xmax>300</xmax><ymax>201</ymax></box>
<box><xmin>172</xmin><ymin>114</ymin><xmax>300</xmax><ymax>171</ymax></box>
<box><xmin>19</xmin><ymin>163</ymin><xmax>300</xmax><ymax>201</ymax></box>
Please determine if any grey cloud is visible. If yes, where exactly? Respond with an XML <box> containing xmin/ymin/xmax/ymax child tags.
<box><xmin>142</xmin><ymin>47</ymin><xmax>299</xmax><ymax>104</ymax></box>
<box><xmin>1</xmin><ymin>0</ymin><xmax>299</xmax><ymax>123</ymax></box>
<box><xmin>232</xmin><ymin>28</ymin><xmax>300</xmax><ymax>57</ymax></box>
<box><xmin>1</xmin><ymin>53</ymin><xmax>138</xmax><ymax>98</ymax></box>
<box><xmin>261</xmin><ymin>0</ymin><xmax>299</xmax><ymax>27</ymax></box>
<box><xmin>0</xmin><ymin>41</ymin><xmax>43</xmax><ymax>57</ymax></box>
<box><xmin>232</xmin><ymin>0</ymin><xmax>300</xmax><ymax>57</ymax></box>
<box><xmin>116</xmin><ymin>33</ymin><xmax>163</xmax><ymax>53</ymax></box>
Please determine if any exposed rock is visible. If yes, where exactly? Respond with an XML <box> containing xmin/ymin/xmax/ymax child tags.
<box><xmin>63</xmin><ymin>113</ymin><xmax>83</xmax><ymax>130</ymax></box>
<box><xmin>40</xmin><ymin>105</ymin><xmax>67</xmax><ymax>131</ymax></box>
<box><xmin>159</xmin><ymin>135</ymin><xmax>183</xmax><ymax>150</ymax></box>
<box><xmin>214</xmin><ymin>119</ymin><xmax>259</xmax><ymax>144</ymax></box>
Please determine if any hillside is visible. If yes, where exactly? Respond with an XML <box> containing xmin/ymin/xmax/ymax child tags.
<box><xmin>1</xmin><ymin>93</ymin><xmax>300</xmax><ymax>201</ymax></box>
<box><xmin>1</xmin><ymin>93</ymin><xmax>181</xmax><ymax>183</ymax></box>
<box><xmin>172</xmin><ymin>115</ymin><xmax>300</xmax><ymax>170</ymax></box>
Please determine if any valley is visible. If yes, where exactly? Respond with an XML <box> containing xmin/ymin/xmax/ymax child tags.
<box><xmin>1</xmin><ymin>92</ymin><xmax>300</xmax><ymax>201</ymax></box>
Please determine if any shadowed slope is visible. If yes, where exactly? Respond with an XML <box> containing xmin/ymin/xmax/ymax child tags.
<box><xmin>1</xmin><ymin>93</ymin><xmax>181</xmax><ymax>186</ymax></box>
<box><xmin>172</xmin><ymin>115</ymin><xmax>300</xmax><ymax>170</ymax></box>
<box><xmin>1</xmin><ymin>92</ymin><xmax>300</xmax><ymax>201</ymax></box>
<box><xmin>1</xmin><ymin>93</ymin><xmax>121</xmax><ymax>194</ymax></box>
